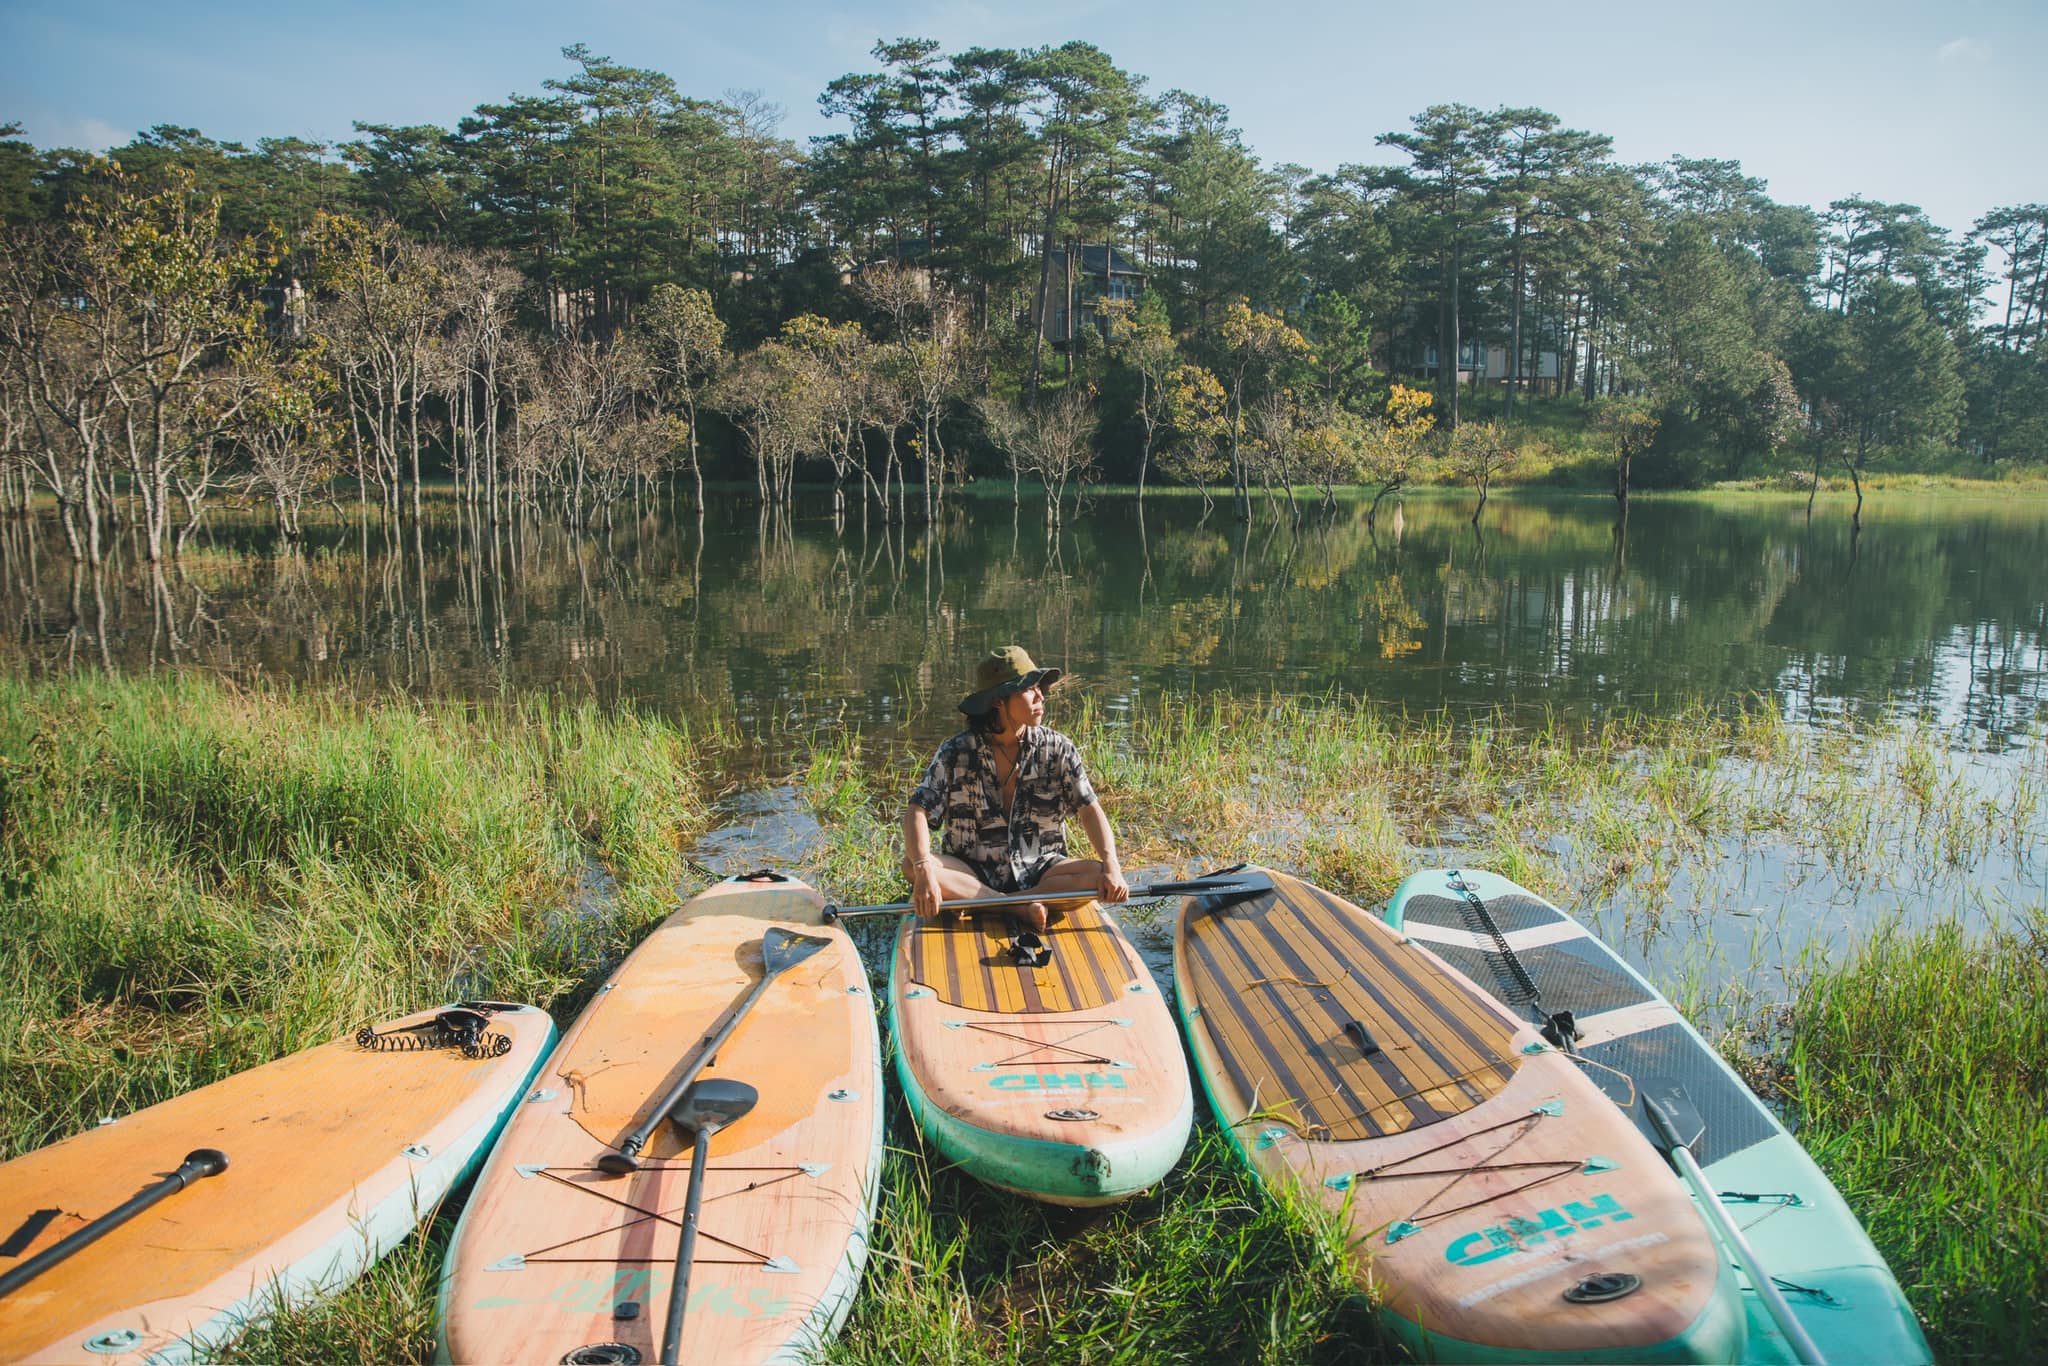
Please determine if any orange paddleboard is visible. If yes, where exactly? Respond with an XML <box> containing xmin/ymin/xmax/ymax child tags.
<box><xmin>436</xmin><ymin>872</ymin><xmax>882</xmax><ymax>1365</ymax></box>
<box><xmin>0</xmin><ymin>1002</ymin><xmax>555</xmax><ymax>1365</ymax></box>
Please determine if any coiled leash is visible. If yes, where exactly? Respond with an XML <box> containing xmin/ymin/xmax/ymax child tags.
<box><xmin>356</xmin><ymin>1004</ymin><xmax>515</xmax><ymax>1060</ymax></box>
<box><xmin>1447</xmin><ymin>870</ymin><xmax>1580</xmax><ymax>1052</ymax></box>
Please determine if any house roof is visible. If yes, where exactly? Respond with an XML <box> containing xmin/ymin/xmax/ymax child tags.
<box><xmin>1050</xmin><ymin>244</ymin><xmax>1145</xmax><ymax>276</ymax></box>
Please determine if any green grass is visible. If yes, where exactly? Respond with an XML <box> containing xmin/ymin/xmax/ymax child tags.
<box><xmin>6</xmin><ymin>674</ymin><xmax>2043</xmax><ymax>1362</ymax></box>
<box><xmin>828</xmin><ymin>1125</ymin><xmax>1372</xmax><ymax>1365</ymax></box>
<box><xmin>213</xmin><ymin>1217</ymin><xmax>452</xmax><ymax>1364</ymax></box>
<box><xmin>0</xmin><ymin>672</ymin><xmax>723</xmax><ymax>1159</ymax></box>
<box><xmin>1751</xmin><ymin>916</ymin><xmax>2048</xmax><ymax>1365</ymax></box>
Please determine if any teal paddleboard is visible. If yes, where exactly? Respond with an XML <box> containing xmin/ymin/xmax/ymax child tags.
<box><xmin>889</xmin><ymin>900</ymin><xmax>1192</xmax><ymax>1207</ymax></box>
<box><xmin>1385</xmin><ymin>868</ymin><xmax>1932</xmax><ymax>1366</ymax></box>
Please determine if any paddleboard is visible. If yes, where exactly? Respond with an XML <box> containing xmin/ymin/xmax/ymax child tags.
<box><xmin>436</xmin><ymin>872</ymin><xmax>883</xmax><ymax>1366</ymax></box>
<box><xmin>1174</xmin><ymin>866</ymin><xmax>1746</xmax><ymax>1363</ymax></box>
<box><xmin>0</xmin><ymin>1001</ymin><xmax>554</xmax><ymax>1365</ymax></box>
<box><xmin>889</xmin><ymin>898</ymin><xmax>1192</xmax><ymax>1207</ymax></box>
<box><xmin>1384</xmin><ymin>867</ymin><xmax>1933</xmax><ymax>1365</ymax></box>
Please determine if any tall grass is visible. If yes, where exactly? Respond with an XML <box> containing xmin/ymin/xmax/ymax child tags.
<box><xmin>0</xmin><ymin>672</ymin><xmax>722</xmax><ymax>1159</ymax></box>
<box><xmin>1761</xmin><ymin>916</ymin><xmax>2048</xmax><ymax>1363</ymax></box>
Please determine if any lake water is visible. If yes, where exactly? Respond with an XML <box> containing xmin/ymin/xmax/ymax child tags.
<box><xmin>4</xmin><ymin>488</ymin><xmax>2043</xmax><ymax>996</ymax></box>
<box><xmin>8</xmin><ymin>489</ymin><xmax>2044</xmax><ymax>750</ymax></box>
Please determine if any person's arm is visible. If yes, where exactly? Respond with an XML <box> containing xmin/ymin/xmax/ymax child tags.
<box><xmin>903</xmin><ymin>742</ymin><xmax>957</xmax><ymax>918</ymax></box>
<box><xmin>901</xmin><ymin>804</ymin><xmax>946</xmax><ymax>918</ymax></box>
<box><xmin>1078</xmin><ymin>800</ymin><xmax>1128</xmax><ymax>903</ymax></box>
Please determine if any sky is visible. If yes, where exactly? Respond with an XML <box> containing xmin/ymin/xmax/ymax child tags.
<box><xmin>3</xmin><ymin>0</ymin><xmax>2043</xmax><ymax>237</ymax></box>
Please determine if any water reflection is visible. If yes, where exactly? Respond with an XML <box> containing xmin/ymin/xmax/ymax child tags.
<box><xmin>2</xmin><ymin>492</ymin><xmax>2044</xmax><ymax>755</ymax></box>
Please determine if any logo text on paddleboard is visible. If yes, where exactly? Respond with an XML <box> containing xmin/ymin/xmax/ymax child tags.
<box><xmin>987</xmin><ymin>1072</ymin><xmax>1127</xmax><ymax>1092</ymax></box>
<box><xmin>1445</xmin><ymin>1194</ymin><xmax>1635</xmax><ymax>1267</ymax></box>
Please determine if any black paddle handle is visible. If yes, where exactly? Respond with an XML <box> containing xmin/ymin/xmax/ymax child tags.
<box><xmin>0</xmin><ymin>1149</ymin><xmax>228</xmax><ymax>1300</ymax></box>
<box><xmin>823</xmin><ymin>874</ymin><xmax>1265</xmax><ymax>921</ymax></box>
<box><xmin>611</xmin><ymin>973</ymin><xmax>773</xmax><ymax>1165</ymax></box>
<box><xmin>659</xmin><ymin>1125</ymin><xmax>715</xmax><ymax>1366</ymax></box>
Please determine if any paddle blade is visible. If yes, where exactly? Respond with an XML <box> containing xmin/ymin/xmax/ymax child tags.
<box><xmin>1143</xmin><ymin>870</ymin><xmax>1274</xmax><ymax>898</ymax></box>
<box><xmin>1642</xmin><ymin>1076</ymin><xmax>1707</xmax><ymax>1152</ymax></box>
<box><xmin>669</xmin><ymin>1078</ymin><xmax>760</xmax><ymax>1136</ymax></box>
<box><xmin>761</xmin><ymin>926</ymin><xmax>831</xmax><ymax>974</ymax></box>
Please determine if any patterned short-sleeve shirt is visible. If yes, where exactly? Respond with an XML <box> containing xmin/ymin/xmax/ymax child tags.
<box><xmin>908</xmin><ymin>726</ymin><xmax>1099</xmax><ymax>893</ymax></box>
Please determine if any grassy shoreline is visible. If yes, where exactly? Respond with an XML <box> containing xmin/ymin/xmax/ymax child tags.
<box><xmin>2</xmin><ymin>674</ymin><xmax>2040</xmax><ymax>1362</ymax></box>
<box><xmin>0</xmin><ymin>673</ymin><xmax>724</xmax><ymax>1158</ymax></box>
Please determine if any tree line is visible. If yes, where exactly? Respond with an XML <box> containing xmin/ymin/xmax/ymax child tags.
<box><xmin>1</xmin><ymin>39</ymin><xmax>2044</xmax><ymax>560</ymax></box>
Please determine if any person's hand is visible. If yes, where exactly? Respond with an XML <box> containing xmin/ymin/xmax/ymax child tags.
<box><xmin>909</xmin><ymin>857</ymin><xmax>944</xmax><ymax>918</ymax></box>
<box><xmin>1100</xmin><ymin>861</ymin><xmax>1129</xmax><ymax>904</ymax></box>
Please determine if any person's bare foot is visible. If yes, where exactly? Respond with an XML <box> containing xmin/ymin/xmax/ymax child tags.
<box><xmin>1022</xmin><ymin>900</ymin><xmax>1050</xmax><ymax>933</ymax></box>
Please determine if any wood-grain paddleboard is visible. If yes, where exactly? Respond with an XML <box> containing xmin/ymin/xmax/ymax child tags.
<box><xmin>1385</xmin><ymin>867</ymin><xmax>1933</xmax><ymax>1365</ymax></box>
<box><xmin>0</xmin><ymin>1001</ymin><xmax>555</xmax><ymax>1365</ymax></box>
<box><xmin>1174</xmin><ymin>867</ymin><xmax>1746</xmax><ymax>1364</ymax></box>
<box><xmin>437</xmin><ymin>872</ymin><xmax>883</xmax><ymax>1366</ymax></box>
<box><xmin>889</xmin><ymin>899</ymin><xmax>1192</xmax><ymax>1207</ymax></box>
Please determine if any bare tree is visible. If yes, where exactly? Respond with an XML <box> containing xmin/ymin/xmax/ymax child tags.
<box><xmin>1245</xmin><ymin>388</ymin><xmax>1309</xmax><ymax>520</ymax></box>
<box><xmin>442</xmin><ymin>253</ymin><xmax>525</xmax><ymax>521</ymax></box>
<box><xmin>1448</xmin><ymin>418</ymin><xmax>1517</xmax><ymax>522</ymax></box>
<box><xmin>711</xmin><ymin>340</ymin><xmax>821</xmax><ymax>505</ymax></box>
<box><xmin>228</xmin><ymin>343</ymin><xmax>340</xmax><ymax>540</ymax></box>
<box><xmin>521</xmin><ymin>335</ymin><xmax>651</xmax><ymax>522</ymax></box>
<box><xmin>782</xmin><ymin>314</ymin><xmax>871</xmax><ymax>515</ymax></box>
<box><xmin>641</xmin><ymin>283</ymin><xmax>725</xmax><ymax>509</ymax></box>
<box><xmin>980</xmin><ymin>386</ymin><xmax>1098</xmax><ymax>526</ymax></box>
<box><xmin>864</xmin><ymin>346</ymin><xmax>913</xmax><ymax>519</ymax></box>
<box><xmin>308</xmin><ymin>214</ymin><xmax>448</xmax><ymax>520</ymax></box>
<box><xmin>75</xmin><ymin>170</ymin><xmax>271</xmax><ymax>562</ymax></box>
<box><xmin>856</xmin><ymin>264</ymin><xmax>968</xmax><ymax>520</ymax></box>
<box><xmin>1218</xmin><ymin>298</ymin><xmax>1311</xmax><ymax>520</ymax></box>
<box><xmin>1106</xmin><ymin>298</ymin><xmax>1176</xmax><ymax>500</ymax></box>
<box><xmin>0</xmin><ymin>222</ymin><xmax>112</xmax><ymax>559</ymax></box>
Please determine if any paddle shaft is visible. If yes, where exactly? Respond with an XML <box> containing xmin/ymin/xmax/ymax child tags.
<box><xmin>612</xmin><ymin>969</ymin><xmax>780</xmax><ymax>1166</ymax></box>
<box><xmin>0</xmin><ymin>1149</ymin><xmax>228</xmax><ymax>1300</ymax></box>
<box><xmin>658</xmin><ymin>1123</ymin><xmax>717</xmax><ymax>1366</ymax></box>
<box><xmin>1649</xmin><ymin>1109</ymin><xmax>1826</xmax><ymax>1365</ymax></box>
<box><xmin>824</xmin><ymin>874</ymin><xmax>1259</xmax><ymax>921</ymax></box>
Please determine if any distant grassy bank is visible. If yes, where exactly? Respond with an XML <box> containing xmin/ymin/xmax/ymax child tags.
<box><xmin>2</xmin><ymin>675</ymin><xmax>2040</xmax><ymax>1362</ymax></box>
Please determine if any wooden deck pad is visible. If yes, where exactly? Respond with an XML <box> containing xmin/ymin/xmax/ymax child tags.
<box><xmin>1183</xmin><ymin>875</ymin><xmax>1519</xmax><ymax>1139</ymax></box>
<box><xmin>902</xmin><ymin>902</ymin><xmax>1135</xmax><ymax>1014</ymax></box>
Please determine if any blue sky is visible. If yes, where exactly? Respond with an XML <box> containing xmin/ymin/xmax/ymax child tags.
<box><xmin>3</xmin><ymin>0</ymin><xmax>2042</xmax><ymax>237</ymax></box>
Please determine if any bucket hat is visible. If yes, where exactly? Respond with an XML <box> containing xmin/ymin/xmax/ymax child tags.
<box><xmin>958</xmin><ymin>646</ymin><xmax>1064</xmax><ymax>716</ymax></box>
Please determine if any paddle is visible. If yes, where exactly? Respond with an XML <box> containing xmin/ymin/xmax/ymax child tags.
<box><xmin>597</xmin><ymin>927</ymin><xmax>828</xmax><ymax>1178</ymax></box>
<box><xmin>1643</xmin><ymin>1078</ymin><xmax>1826</xmax><ymax>1366</ymax></box>
<box><xmin>821</xmin><ymin>870</ymin><xmax>1271</xmax><ymax>922</ymax></box>
<box><xmin>657</xmin><ymin>1079</ymin><xmax>758</xmax><ymax>1366</ymax></box>
<box><xmin>0</xmin><ymin>1149</ymin><xmax>228</xmax><ymax>1300</ymax></box>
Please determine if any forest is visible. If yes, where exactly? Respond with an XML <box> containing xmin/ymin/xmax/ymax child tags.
<box><xmin>2</xmin><ymin>38</ymin><xmax>2045</xmax><ymax>563</ymax></box>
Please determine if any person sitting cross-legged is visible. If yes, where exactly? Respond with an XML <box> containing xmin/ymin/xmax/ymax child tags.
<box><xmin>901</xmin><ymin>645</ymin><xmax>1128</xmax><ymax>933</ymax></box>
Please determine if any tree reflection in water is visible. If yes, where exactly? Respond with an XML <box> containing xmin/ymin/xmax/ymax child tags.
<box><xmin>1</xmin><ymin>491</ymin><xmax>2043</xmax><ymax>761</ymax></box>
